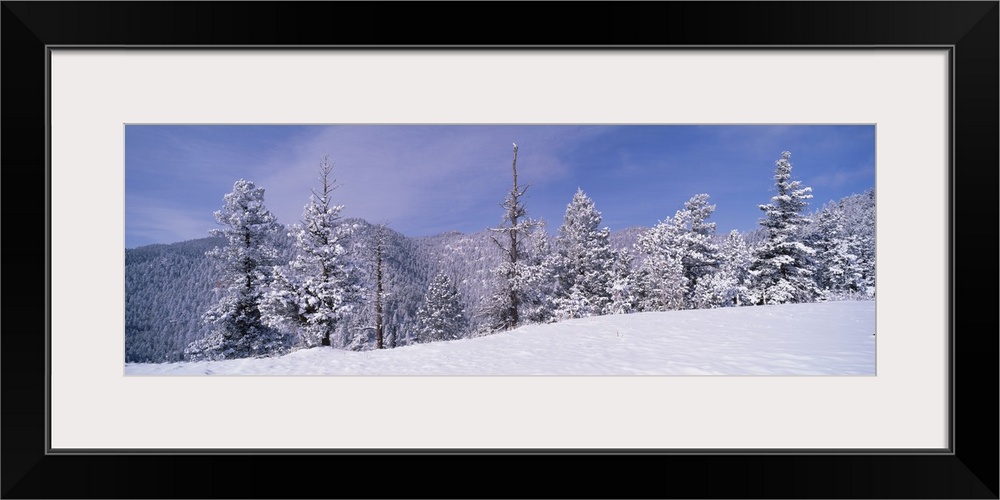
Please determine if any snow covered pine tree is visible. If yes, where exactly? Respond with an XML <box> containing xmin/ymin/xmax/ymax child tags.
<box><xmin>810</xmin><ymin>190</ymin><xmax>875</xmax><ymax>299</ymax></box>
<box><xmin>695</xmin><ymin>229</ymin><xmax>753</xmax><ymax>307</ymax></box>
<box><xmin>416</xmin><ymin>271</ymin><xmax>469</xmax><ymax>342</ymax></box>
<box><xmin>519</xmin><ymin>220</ymin><xmax>559</xmax><ymax>324</ymax></box>
<box><xmin>674</xmin><ymin>194</ymin><xmax>721</xmax><ymax>308</ymax></box>
<box><xmin>552</xmin><ymin>188</ymin><xmax>616</xmax><ymax>319</ymax></box>
<box><xmin>186</xmin><ymin>179</ymin><xmax>289</xmax><ymax>360</ymax></box>
<box><xmin>810</xmin><ymin>201</ymin><xmax>864</xmax><ymax>298</ymax></box>
<box><xmin>633</xmin><ymin>193</ymin><xmax>721</xmax><ymax>310</ymax></box>
<box><xmin>634</xmin><ymin>212</ymin><xmax>688</xmax><ymax>312</ymax></box>
<box><xmin>748</xmin><ymin>151</ymin><xmax>821</xmax><ymax>305</ymax></box>
<box><xmin>261</xmin><ymin>155</ymin><xmax>361</xmax><ymax>348</ymax></box>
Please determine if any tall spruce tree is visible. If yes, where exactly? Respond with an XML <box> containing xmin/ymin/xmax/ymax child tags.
<box><xmin>748</xmin><ymin>151</ymin><xmax>821</xmax><ymax>304</ymax></box>
<box><xmin>261</xmin><ymin>156</ymin><xmax>361</xmax><ymax>348</ymax></box>
<box><xmin>186</xmin><ymin>179</ymin><xmax>288</xmax><ymax>360</ymax></box>
<box><xmin>552</xmin><ymin>188</ymin><xmax>615</xmax><ymax>319</ymax></box>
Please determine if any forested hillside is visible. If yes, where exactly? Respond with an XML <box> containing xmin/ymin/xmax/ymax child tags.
<box><xmin>126</xmin><ymin>149</ymin><xmax>875</xmax><ymax>363</ymax></box>
<box><xmin>125</xmin><ymin>188</ymin><xmax>873</xmax><ymax>362</ymax></box>
<box><xmin>125</xmin><ymin>237</ymin><xmax>224</xmax><ymax>362</ymax></box>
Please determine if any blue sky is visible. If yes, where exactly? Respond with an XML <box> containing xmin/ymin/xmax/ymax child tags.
<box><xmin>125</xmin><ymin>125</ymin><xmax>875</xmax><ymax>248</ymax></box>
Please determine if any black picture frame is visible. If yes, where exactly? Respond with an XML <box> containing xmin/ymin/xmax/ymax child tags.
<box><xmin>3</xmin><ymin>2</ymin><xmax>996</xmax><ymax>498</ymax></box>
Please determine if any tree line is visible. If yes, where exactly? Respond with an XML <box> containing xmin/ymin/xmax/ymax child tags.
<box><xmin>164</xmin><ymin>147</ymin><xmax>873</xmax><ymax>361</ymax></box>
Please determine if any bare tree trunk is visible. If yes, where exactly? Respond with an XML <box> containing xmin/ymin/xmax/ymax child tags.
<box><xmin>488</xmin><ymin>143</ymin><xmax>534</xmax><ymax>332</ymax></box>
<box><xmin>318</xmin><ymin>155</ymin><xmax>338</xmax><ymax>347</ymax></box>
<box><xmin>375</xmin><ymin>224</ymin><xmax>385</xmax><ymax>349</ymax></box>
<box><xmin>507</xmin><ymin>144</ymin><xmax>520</xmax><ymax>328</ymax></box>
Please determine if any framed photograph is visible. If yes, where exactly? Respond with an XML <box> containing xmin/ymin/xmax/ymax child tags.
<box><xmin>5</xmin><ymin>2</ymin><xmax>996</xmax><ymax>498</ymax></box>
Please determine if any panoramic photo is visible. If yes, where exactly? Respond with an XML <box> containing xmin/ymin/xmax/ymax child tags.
<box><xmin>124</xmin><ymin>124</ymin><xmax>876</xmax><ymax>375</ymax></box>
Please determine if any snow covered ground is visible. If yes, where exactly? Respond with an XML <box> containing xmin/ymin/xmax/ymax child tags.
<box><xmin>125</xmin><ymin>301</ymin><xmax>875</xmax><ymax>376</ymax></box>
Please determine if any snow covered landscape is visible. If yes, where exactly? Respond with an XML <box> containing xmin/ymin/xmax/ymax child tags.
<box><xmin>125</xmin><ymin>300</ymin><xmax>875</xmax><ymax>375</ymax></box>
<box><xmin>125</xmin><ymin>126</ymin><xmax>876</xmax><ymax>377</ymax></box>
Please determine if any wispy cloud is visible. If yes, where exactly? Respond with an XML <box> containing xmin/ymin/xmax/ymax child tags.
<box><xmin>126</xmin><ymin>194</ymin><xmax>218</xmax><ymax>245</ymax></box>
<box><xmin>125</xmin><ymin>124</ymin><xmax>875</xmax><ymax>247</ymax></box>
<box><xmin>247</xmin><ymin>125</ymin><xmax>606</xmax><ymax>237</ymax></box>
<box><xmin>807</xmin><ymin>164</ymin><xmax>875</xmax><ymax>190</ymax></box>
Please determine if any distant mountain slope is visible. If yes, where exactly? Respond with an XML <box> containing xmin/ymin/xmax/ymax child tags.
<box><xmin>125</xmin><ymin>237</ymin><xmax>225</xmax><ymax>362</ymax></box>
<box><xmin>125</xmin><ymin>220</ymin><xmax>504</xmax><ymax>361</ymax></box>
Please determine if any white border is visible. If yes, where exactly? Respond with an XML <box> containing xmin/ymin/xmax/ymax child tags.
<box><xmin>50</xmin><ymin>50</ymin><xmax>948</xmax><ymax>450</ymax></box>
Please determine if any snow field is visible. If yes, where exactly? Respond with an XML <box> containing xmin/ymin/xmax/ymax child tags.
<box><xmin>126</xmin><ymin>301</ymin><xmax>875</xmax><ymax>376</ymax></box>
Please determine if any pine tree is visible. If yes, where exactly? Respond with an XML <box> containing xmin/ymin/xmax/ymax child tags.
<box><xmin>675</xmin><ymin>194</ymin><xmax>720</xmax><ymax>306</ymax></box>
<box><xmin>837</xmin><ymin>189</ymin><xmax>876</xmax><ymax>298</ymax></box>
<box><xmin>519</xmin><ymin>219</ymin><xmax>558</xmax><ymax>324</ymax></box>
<box><xmin>810</xmin><ymin>202</ymin><xmax>861</xmax><ymax>297</ymax></box>
<box><xmin>634</xmin><ymin>216</ymin><xmax>688</xmax><ymax>311</ymax></box>
<box><xmin>261</xmin><ymin>156</ymin><xmax>361</xmax><ymax>348</ymax></box>
<box><xmin>416</xmin><ymin>271</ymin><xmax>468</xmax><ymax>342</ymax></box>
<box><xmin>186</xmin><ymin>179</ymin><xmax>288</xmax><ymax>360</ymax></box>
<box><xmin>607</xmin><ymin>248</ymin><xmax>639</xmax><ymax>315</ymax></box>
<box><xmin>748</xmin><ymin>151</ymin><xmax>821</xmax><ymax>304</ymax></box>
<box><xmin>632</xmin><ymin>194</ymin><xmax>720</xmax><ymax>311</ymax></box>
<box><xmin>806</xmin><ymin>194</ymin><xmax>878</xmax><ymax>300</ymax></box>
<box><xmin>694</xmin><ymin>229</ymin><xmax>752</xmax><ymax>307</ymax></box>
<box><xmin>552</xmin><ymin>188</ymin><xmax>616</xmax><ymax>319</ymax></box>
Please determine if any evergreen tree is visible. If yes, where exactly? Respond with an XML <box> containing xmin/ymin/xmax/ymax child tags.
<box><xmin>801</xmin><ymin>189</ymin><xmax>876</xmax><ymax>300</ymax></box>
<box><xmin>675</xmin><ymin>194</ymin><xmax>720</xmax><ymax>306</ymax></box>
<box><xmin>519</xmin><ymin>220</ymin><xmax>558</xmax><ymax>324</ymax></box>
<box><xmin>261</xmin><ymin>156</ymin><xmax>361</xmax><ymax>348</ymax></box>
<box><xmin>694</xmin><ymin>229</ymin><xmax>752</xmax><ymax>308</ymax></box>
<box><xmin>634</xmin><ymin>215</ymin><xmax>688</xmax><ymax>311</ymax></box>
<box><xmin>838</xmin><ymin>189</ymin><xmax>876</xmax><ymax>298</ymax></box>
<box><xmin>748</xmin><ymin>151</ymin><xmax>821</xmax><ymax>304</ymax></box>
<box><xmin>186</xmin><ymin>179</ymin><xmax>289</xmax><ymax>360</ymax></box>
<box><xmin>552</xmin><ymin>189</ymin><xmax>616</xmax><ymax>319</ymax></box>
<box><xmin>416</xmin><ymin>271</ymin><xmax>468</xmax><ymax>342</ymax></box>
<box><xmin>810</xmin><ymin>202</ymin><xmax>863</xmax><ymax>297</ymax></box>
<box><xmin>633</xmin><ymin>194</ymin><xmax>719</xmax><ymax>311</ymax></box>
<box><xmin>607</xmin><ymin>248</ymin><xmax>639</xmax><ymax>315</ymax></box>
